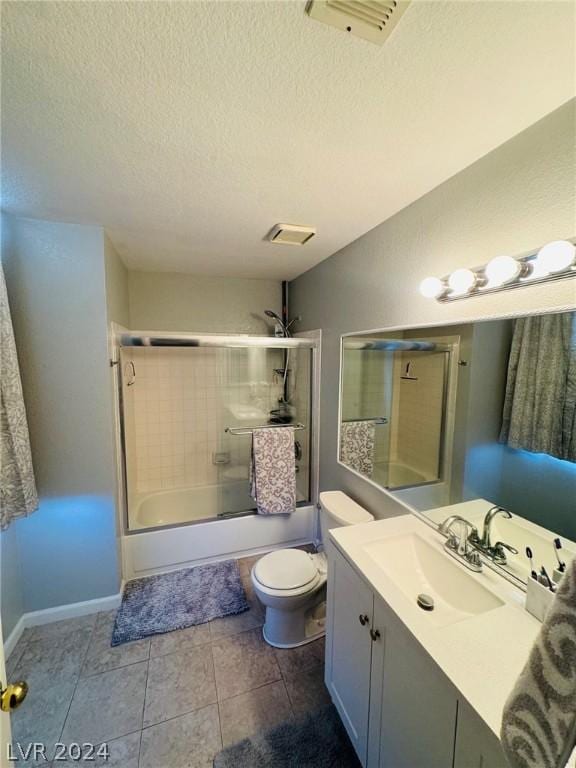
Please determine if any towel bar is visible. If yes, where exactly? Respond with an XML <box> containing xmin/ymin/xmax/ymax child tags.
<box><xmin>342</xmin><ymin>417</ymin><xmax>388</xmax><ymax>424</ymax></box>
<box><xmin>225</xmin><ymin>423</ymin><xmax>305</xmax><ymax>435</ymax></box>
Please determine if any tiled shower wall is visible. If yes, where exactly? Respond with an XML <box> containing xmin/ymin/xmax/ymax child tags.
<box><xmin>122</xmin><ymin>347</ymin><xmax>287</xmax><ymax>495</ymax></box>
<box><xmin>124</xmin><ymin>348</ymin><xmax>222</xmax><ymax>492</ymax></box>
<box><xmin>390</xmin><ymin>351</ymin><xmax>446</xmax><ymax>480</ymax></box>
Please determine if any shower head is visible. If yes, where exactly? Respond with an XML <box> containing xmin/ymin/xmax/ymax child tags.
<box><xmin>264</xmin><ymin>309</ymin><xmax>301</xmax><ymax>338</ymax></box>
<box><xmin>264</xmin><ymin>309</ymin><xmax>283</xmax><ymax>323</ymax></box>
<box><xmin>264</xmin><ymin>309</ymin><xmax>289</xmax><ymax>337</ymax></box>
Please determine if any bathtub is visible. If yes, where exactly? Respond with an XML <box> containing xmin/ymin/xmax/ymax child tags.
<box><xmin>371</xmin><ymin>461</ymin><xmax>431</xmax><ymax>489</ymax></box>
<box><xmin>123</xmin><ymin>485</ymin><xmax>317</xmax><ymax>580</ymax></box>
<box><xmin>130</xmin><ymin>481</ymin><xmax>254</xmax><ymax>530</ymax></box>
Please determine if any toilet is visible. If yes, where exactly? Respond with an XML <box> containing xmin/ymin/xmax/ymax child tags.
<box><xmin>251</xmin><ymin>491</ymin><xmax>374</xmax><ymax>648</ymax></box>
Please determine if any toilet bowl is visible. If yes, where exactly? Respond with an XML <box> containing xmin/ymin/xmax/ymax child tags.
<box><xmin>252</xmin><ymin>491</ymin><xmax>374</xmax><ymax>648</ymax></box>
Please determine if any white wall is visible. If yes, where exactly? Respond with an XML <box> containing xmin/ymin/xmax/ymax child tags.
<box><xmin>289</xmin><ymin>101</ymin><xmax>576</xmax><ymax>519</ymax></box>
<box><xmin>128</xmin><ymin>271</ymin><xmax>282</xmax><ymax>334</ymax></box>
<box><xmin>1</xmin><ymin>215</ymin><xmax>120</xmax><ymax>622</ymax></box>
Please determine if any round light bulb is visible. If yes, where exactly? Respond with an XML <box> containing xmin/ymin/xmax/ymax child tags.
<box><xmin>484</xmin><ymin>255</ymin><xmax>521</xmax><ymax>288</ymax></box>
<box><xmin>535</xmin><ymin>240</ymin><xmax>576</xmax><ymax>275</ymax></box>
<box><xmin>419</xmin><ymin>276</ymin><xmax>444</xmax><ymax>299</ymax></box>
<box><xmin>448</xmin><ymin>268</ymin><xmax>476</xmax><ymax>296</ymax></box>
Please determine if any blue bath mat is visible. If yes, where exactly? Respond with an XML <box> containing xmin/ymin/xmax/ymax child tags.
<box><xmin>111</xmin><ymin>560</ymin><xmax>249</xmax><ymax>646</ymax></box>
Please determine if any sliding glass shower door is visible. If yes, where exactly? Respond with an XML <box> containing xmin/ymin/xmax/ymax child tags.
<box><xmin>119</xmin><ymin>336</ymin><xmax>313</xmax><ymax>531</ymax></box>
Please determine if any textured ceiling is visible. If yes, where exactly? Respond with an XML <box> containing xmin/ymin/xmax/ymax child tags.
<box><xmin>2</xmin><ymin>1</ymin><xmax>574</xmax><ymax>279</ymax></box>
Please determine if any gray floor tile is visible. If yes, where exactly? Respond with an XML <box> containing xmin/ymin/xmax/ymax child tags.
<box><xmin>144</xmin><ymin>645</ymin><xmax>217</xmax><ymax>727</ymax></box>
<box><xmin>237</xmin><ymin>553</ymin><xmax>267</xmax><ymax>578</ymax></box>
<box><xmin>218</xmin><ymin>680</ymin><xmax>293</xmax><ymax>747</ymax></box>
<box><xmin>209</xmin><ymin>575</ymin><xmax>264</xmax><ymax>641</ymax></box>
<box><xmin>284</xmin><ymin>665</ymin><xmax>332</xmax><ymax>716</ymax></box>
<box><xmin>212</xmin><ymin>628</ymin><xmax>281</xmax><ymax>700</ymax></box>
<box><xmin>5</xmin><ymin>637</ymin><xmax>29</xmax><ymax>679</ymax></box>
<box><xmin>10</xmin><ymin>677</ymin><xmax>77</xmax><ymax>765</ymax></box>
<box><xmin>139</xmin><ymin>704</ymin><xmax>221</xmax><ymax>768</ymax></box>
<box><xmin>149</xmin><ymin>623</ymin><xmax>211</xmax><ymax>658</ymax></box>
<box><xmin>49</xmin><ymin>731</ymin><xmax>141</xmax><ymax>767</ymax></box>
<box><xmin>14</xmin><ymin>625</ymin><xmax>94</xmax><ymax>687</ymax></box>
<box><xmin>274</xmin><ymin>637</ymin><xmax>325</xmax><ymax>680</ymax></box>
<box><xmin>82</xmin><ymin>611</ymin><xmax>149</xmax><ymax>677</ymax></box>
<box><xmin>61</xmin><ymin>661</ymin><xmax>147</xmax><ymax>744</ymax></box>
<box><xmin>28</xmin><ymin>614</ymin><xmax>97</xmax><ymax>641</ymax></box>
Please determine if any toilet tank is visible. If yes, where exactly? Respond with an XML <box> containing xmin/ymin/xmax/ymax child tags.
<box><xmin>319</xmin><ymin>491</ymin><xmax>374</xmax><ymax>545</ymax></box>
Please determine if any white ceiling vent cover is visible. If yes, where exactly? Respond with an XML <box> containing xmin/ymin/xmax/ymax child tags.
<box><xmin>267</xmin><ymin>223</ymin><xmax>316</xmax><ymax>246</ymax></box>
<box><xmin>306</xmin><ymin>1</ymin><xmax>411</xmax><ymax>45</ymax></box>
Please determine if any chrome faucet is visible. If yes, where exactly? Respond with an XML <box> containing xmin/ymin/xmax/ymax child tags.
<box><xmin>438</xmin><ymin>515</ymin><xmax>482</xmax><ymax>572</ymax></box>
<box><xmin>468</xmin><ymin>506</ymin><xmax>518</xmax><ymax>565</ymax></box>
<box><xmin>481</xmin><ymin>506</ymin><xmax>511</xmax><ymax>548</ymax></box>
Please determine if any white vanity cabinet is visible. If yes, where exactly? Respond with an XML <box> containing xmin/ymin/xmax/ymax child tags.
<box><xmin>325</xmin><ymin>544</ymin><xmax>507</xmax><ymax>768</ymax></box>
<box><xmin>325</xmin><ymin>542</ymin><xmax>375</xmax><ymax>763</ymax></box>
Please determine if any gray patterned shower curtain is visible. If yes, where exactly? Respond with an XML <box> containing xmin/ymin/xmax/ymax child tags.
<box><xmin>500</xmin><ymin>312</ymin><xmax>576</xmax><ymax>463</ymax></box>
<box><xmin>0</xmin><ymin>262</ymin><xmax>38</xmax><ymax>529</ymax></box>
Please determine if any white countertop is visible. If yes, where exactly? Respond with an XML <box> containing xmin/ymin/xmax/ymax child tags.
<box><xmin>330</xmin><ymin>514</ymin><xmax>542</xmax><ymax>739</ymax></box>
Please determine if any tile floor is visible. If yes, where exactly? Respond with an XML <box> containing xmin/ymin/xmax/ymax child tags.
<box><xmin>7</xmin><ymin>552</ymin><xmax>330</xmax><ymax>767</ymax></box>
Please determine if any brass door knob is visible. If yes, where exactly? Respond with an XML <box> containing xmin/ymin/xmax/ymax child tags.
<box><xmin>0</xmin><ymin>681</ymin><xmax>28</xmax><ymax>712</ymax></box>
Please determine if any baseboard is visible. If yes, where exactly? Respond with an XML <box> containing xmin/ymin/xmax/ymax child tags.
<box><xmin>4</xmin><ymin>586</ymin><xmax>124</xmax><ymax>660</ymax></box>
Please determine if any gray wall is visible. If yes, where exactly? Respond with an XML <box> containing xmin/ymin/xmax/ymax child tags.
<box><xmin>0</xmin><ymin>524</ymin><xmax>24</xmax><ymax>639</ymax></box>
<box><xmin>104</xmin><ymin>235</ymin><xmax>130</xmax><ymax>327</ymax></box>
<box><xmin>289</xmin><ymin>102</ymin><xmax>576</xmax><ymax>521</ymax></box>
<box><xmin>128</xmin><ymin>271</ymin><xmax>282</xmax><ymax>334</ymax></box>
<box><xmin>1</xmin><ymin>215</ymin><xmax>120</xmax><ymax>629</ymax></box>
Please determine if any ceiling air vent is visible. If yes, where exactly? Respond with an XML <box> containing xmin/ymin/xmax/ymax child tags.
<box><xmin>267</xmin><ymin>224</ymin><xmax>316</xmax><ymax>246</ymax></box>
<box><xmin>306</xmin><ymin>1</ymin><xmax>411</xmax><ymax>45</ymax></box>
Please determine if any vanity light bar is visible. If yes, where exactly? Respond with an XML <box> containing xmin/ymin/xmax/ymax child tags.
<box><xmin>420</xmin><ymin>239</ymin><xmax>576</xmax><ymax>302</ymax></box>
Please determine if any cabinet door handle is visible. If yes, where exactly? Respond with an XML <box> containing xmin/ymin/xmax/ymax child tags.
<box><xmin>358</xmin><ymin>614</ymin><xmax>369</xmax><ymax>626</ymax></box>
<box><xmin>370</xmin><ymin>628</ymin><xmax>381</xmax><ymax>641</ymax></box>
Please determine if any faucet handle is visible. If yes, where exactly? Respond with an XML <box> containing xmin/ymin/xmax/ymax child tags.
<box><xmin>445</xmin><ymin>531</ymin><xmax>458</xmax><ymax>551</ymax></box>
<box><xmin>491</xmin><ymin>541</ymin><xmax>519</xmax><ymax>565</ymax></box>
<box><xmin>493</xmin><ymin>541</ymin><xmax>518</xmax><ymax>555</ymax></box>
<box><xmin>464</xmin><ymin>549</ymin><xmax>483</xmax><ymax>572</ymax></box>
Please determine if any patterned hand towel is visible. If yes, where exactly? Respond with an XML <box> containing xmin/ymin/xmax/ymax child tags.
<box><xmin>250</xmin><ymin>427</ymin><xmax>296</xmax><ymax>515</ymax></box>
<box><xmin>340</xmin><ymin>421</ymin><xmax>376</xmax><ymax>477</ymax></box>
<box><xmin>501</xmin><ymin>560</ymin><xmax>576</xmax><ymax>768</ymax></box>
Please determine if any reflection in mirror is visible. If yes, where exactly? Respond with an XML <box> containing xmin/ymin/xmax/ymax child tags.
<box><xmin>339</xmin><ymin>311</ymin><xmax>576</xmax><ymax>585</ymax></box>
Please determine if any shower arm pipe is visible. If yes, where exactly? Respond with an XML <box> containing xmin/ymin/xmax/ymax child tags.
<box><xmin>225</xmin><ymin>423</ymin><xmax>306</xmax><ymax>435</ymax></box>
<box><xmin>119</xmin><ymin>331</ymin><xmax>315</xmax><ymax>349</ymax></box>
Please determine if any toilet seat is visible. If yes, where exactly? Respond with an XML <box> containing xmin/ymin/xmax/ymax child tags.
<box><xmin>252</xmin><ymin>549</ymin><xmax>326</xmax><ymax>597</ymax></box>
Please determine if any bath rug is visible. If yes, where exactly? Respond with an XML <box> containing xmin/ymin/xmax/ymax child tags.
<box><xmin>213</xmin><ymin>705</ymin><xmax>361</xmax><ymax>768</ymax></box>
<box><xmin>111</xmin><ymin>560</ymin><xmax>249</xmax><ymax>646</ymax></box>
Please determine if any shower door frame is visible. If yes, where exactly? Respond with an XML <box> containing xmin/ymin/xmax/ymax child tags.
<box><xmin>114</xmin><ymin>330</ymin><xmax>320</xmax><ymax>536</ymax></box>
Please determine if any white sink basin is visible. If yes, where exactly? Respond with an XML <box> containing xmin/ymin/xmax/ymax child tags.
<box><xmin>363</xmin><ymin>533</ymin><xmax>504</xmax><ymax>627</ymax></box>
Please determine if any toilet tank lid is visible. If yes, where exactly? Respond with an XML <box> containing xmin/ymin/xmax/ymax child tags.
<box><xmin>319</xmin><ymin>491</ymin><xmax>374</xmax><ymax>525</ymax></box>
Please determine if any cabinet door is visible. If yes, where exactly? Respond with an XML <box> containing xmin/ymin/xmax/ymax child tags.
<box><xmin>377</xmin><ymin>604</ymin><xmax>458</xmax><ymax>768</ymax></box>
<box><xmin>454</xmin><ymin>699</ymin><xmax>508</xmax><ymax>768</ymax></box>
<box><xmin>326</xmin><ymin>546</ymin><xmax>374</xmax><ymax>766</ymax></box>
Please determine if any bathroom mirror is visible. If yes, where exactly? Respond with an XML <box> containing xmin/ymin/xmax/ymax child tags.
<box><xmin>339</xmin><ymin>310</ymin><xmax>576</xmax><ymax>585</ymax></box>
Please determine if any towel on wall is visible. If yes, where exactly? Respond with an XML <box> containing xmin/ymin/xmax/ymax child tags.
<box><xmin>0</xmin><ymin>262</ymin><xmax>38</xmax><ymax>529</ymax></box>
<box><xmin>340</xmin><ymin>421</ymin><xmax>376</xmax><ymax>478</ymax></box>
<box><xmin>501</xmin><ymin>558</ymin><xmax>576</xmax><ymax>768</ymax></box>
<box><xmin>250</xmin><ymin>427</ymin><xmax>296</xmax><ymax>515</ymax></box>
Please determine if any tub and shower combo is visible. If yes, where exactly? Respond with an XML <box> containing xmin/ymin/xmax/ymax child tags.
<box><xmin>113</xmin><ymin>330</ymin><xmax>320</xmax><ymax>579</ymax></box>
